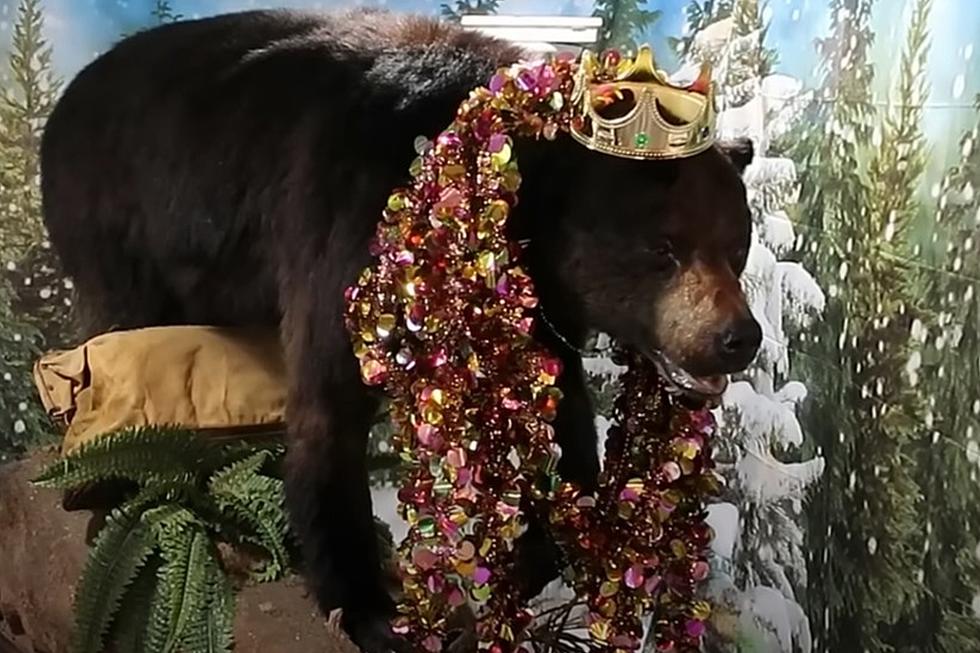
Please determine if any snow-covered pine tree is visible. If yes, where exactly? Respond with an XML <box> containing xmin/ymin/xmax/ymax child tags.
<box><xmin>861</xmin><ymin>2</ymin><xmax>952</xmax><ymax>649</ymax></box>
<box><xmin>901</xmin><ymin>95</ymin><xmax>980</xmax><ymax>651</ymax></box>
<box><xmin>0</xmin><ymin>277</ymin><xmax>49</xmax><ymax>461</ymax></box>
<box><xmin>0</xmin><ymin>0</ymin><xmax>59</xmax><ymax>260</ymax></box>
<box><xmin>151</xmin><ymin>1</ymin><xmax>183</xmax><ymax>25</ymax></box>
<box><xmin>440</xmin><ymin>1</ymin><xmax>500</xmax><ymax>22</ymax></box>
<box><xmin>668</xmin><ymin>1</ymin><xmax>734</xmax><ymax>63</ymax></box>
<box><xmin>592</xmin><ymin>0</ymin><xmax>661</xmax><ymax>55</ymax></box>
<box><xmin>4</xmin><ymin>237</ymin><xmax>75</xmax><ymax>348</ymax></box>
<box><xmin>792</xmin><ymin>1</ymin><xmax>924</xmax><ymax>651</ymax></box>
<box><xmin>659</xmin><ymin>2</ymin><xmax>826</xmax><ymax>651</ymax></box>
<box><xmin>0</xmin><ymin>0</ymin><xmax>64</xmax><ymax>461</ymax></box>
<box><xmin>0</xmin><ymin>0</ymin><xmax>74</xmax><ymax>348</ymax></box>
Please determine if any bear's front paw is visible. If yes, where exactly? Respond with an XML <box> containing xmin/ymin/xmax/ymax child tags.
<box><xmin>340</xmin><ymin>608</ymin><xmax>407</xmax><ymax>653</ymax></box>
<box><xmin>445</xmin><ymin>627</ymin><xmax>478</xmax><ymax>653</ymax></box>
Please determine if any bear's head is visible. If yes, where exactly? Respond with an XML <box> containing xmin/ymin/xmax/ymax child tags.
<box><xmin>522</xmin><ymin>137</ymin><xmax>759</xmax><ymax>401</ymax></box>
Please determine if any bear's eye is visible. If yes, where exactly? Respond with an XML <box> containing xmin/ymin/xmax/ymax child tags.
<box><xmin>647</xmin><ymin>242</ymin><xmax>677</xmax><ymax>272</ymax></box>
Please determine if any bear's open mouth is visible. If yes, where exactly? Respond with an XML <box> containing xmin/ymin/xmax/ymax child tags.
<box><xmin>648</xmin><ymin>351</ymin><xmax>729</xmax><ymax>404</ymax></box>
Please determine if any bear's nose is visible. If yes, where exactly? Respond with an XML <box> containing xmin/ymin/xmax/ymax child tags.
<box><xmin>716</xmin><ymin>317</ymin><xmax>762</xmax><ymax>371</ymax></box>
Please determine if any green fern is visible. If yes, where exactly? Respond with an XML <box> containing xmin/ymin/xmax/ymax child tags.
<box><xmin>36</xmin><ymin>426</ymin><xmax>293</xmax><ymax>653</ymax></box>
<box><xmin>39</xmin><ymin>425</ymin><xmax>395</xmax><ymax>653</ymax></box>
<box><xmin>209</xmin><ymin>450</ymin><xmax>289</xmax><ymax>581</ymax></box>
<box><xmin>110</xmin><ymin>559</ymin><xmax>161</xmax><ymax>652</ymax></box>
<box><xmin>70</xmin><ymin>505</ymin><xmax>156</xmax><ymax>653</ymax></box>
<box><xmin>34</xmin><ymin>425</ymin><xmax>224</xmax><ymax>489</ymax></box>
<box><xmin>179</xmin><ymin>554</ymin><xmax>235</xmax><ymax>653</ymax></box>
<box><xmin>145</xmin><ymin>511</ymin><xmax>213</xmax><ymax>653</ymax></box>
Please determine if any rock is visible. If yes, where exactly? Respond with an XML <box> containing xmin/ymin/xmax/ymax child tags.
<box><xmin>0</xmin><ymin>450</ymin><xmax>360</xmax><ymax>653</ymax></box>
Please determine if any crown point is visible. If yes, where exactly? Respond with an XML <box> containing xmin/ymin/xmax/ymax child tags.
<box><xmin>580</xmin><ymin>49</ymin><xmax>599</xmax><ymax>76</ymax></box>
<box><xmin>617</xmin><ymin>44</ymin><xmax>662</xmax><ymax>83</ymax></box>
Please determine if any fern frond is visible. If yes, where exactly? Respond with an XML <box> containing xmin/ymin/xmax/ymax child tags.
<box><xmin>211</xmin><ymin>502</ymin><xmax>288</xmax><ymax>581</ymax></box>
<box><xmin>209</xmin><ymin>450</ymin><xmax>290</xmax><ymax>581</ymax></box>
<box><xmin>210</xmin><ymin>449</ymin><xmax>276</xmax><ymax>484</ymax></box>
<box><xmin>70</xmin><ymin>505</ymin><xmax>156</xmax><ymax>653</ymax></box>
<box><xmin>179</xmin><ymin>552</ymin><xmax>236</xmax><ymax>653</ymax></box>
<box><xmin>33</xmin><ymin>425</ymin><xmax>222</xmax><ymax>489</ymax></box>
<box><xmin>143</xmin><ymin>506</ymin><xmax>214</xmax><ymax>653</ymax></box>
<box><xmin>218</xmin><ymin>437</ymin><xmax>286</xmax><ymax>466</ymax></box>
<box><xmin>109</xmin><ymin>556</ymin><xmax>161</xmax><ymax>652</ymax></box>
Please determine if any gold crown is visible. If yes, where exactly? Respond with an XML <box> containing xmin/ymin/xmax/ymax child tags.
<box><xmin>569</xmin><ymin>45</ymin><xmax>716</xmax><ymax>160</ymax></box>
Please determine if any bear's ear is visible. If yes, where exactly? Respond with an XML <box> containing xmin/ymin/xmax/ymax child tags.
<box><xmin>718</xmin><ymin>137</ymin><xmax>754</xmax><ymax>175</ymax></box>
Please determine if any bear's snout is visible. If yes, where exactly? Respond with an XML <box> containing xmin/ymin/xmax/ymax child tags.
<box><xmin>713</xmin><ymin>314</ymin><xmax>762</xmax><ymax>373</ymax></box>
<box><xmin>651</xmin><ymin>258</ymin><xmax>760</xmax><ymax>379</ymax></box>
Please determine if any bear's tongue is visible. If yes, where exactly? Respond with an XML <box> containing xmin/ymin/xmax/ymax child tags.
<box><xmin>649</xmin><ymin>352</ymin><xmax>729</xmax><ymax>403</ymax></box>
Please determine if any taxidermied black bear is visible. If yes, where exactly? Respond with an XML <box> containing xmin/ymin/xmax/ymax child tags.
<box><xmin>40</xmin><ymin>9</ymin><xmax>760</xmax><ymax>651</ymax></box>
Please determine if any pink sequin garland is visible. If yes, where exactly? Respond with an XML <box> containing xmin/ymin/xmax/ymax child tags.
<box><xmin>344</xmin><ymin>52</ymin><xmax>719</xmax><ymax>653</ymax></box>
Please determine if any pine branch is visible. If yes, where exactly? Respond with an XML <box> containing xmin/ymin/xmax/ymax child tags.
<box><xmin>867</xmin><ymin>0</ymin><xmax>931</xmax><ymax>245</ymax></box>
<box><xmin>0</xmin><ymin>278</ymin><xmax>49</xmax><ymax>460</ymax></box>
<box><xmin>151</xmin><ymin>1</ymin><xmax>184</xmax><ymax>24</ymax></box>
<box><xmin>593</xmin><ymin>0</ymin><xmax>661</xmax><ymax>54</ymax></box>
<box><xmin>440</xmin><ymin>0</ymin><xmax>499</xmax><ymax>22</ymax></box>
<box><xmin>672</xmin><ymin>0</ymin><xmax>735</xmax><ymax>59</ymax></box>
<box><xmin>0</xmin><ymin>0</ymin><xmax>61</xmax><ymax>263</ymax></box>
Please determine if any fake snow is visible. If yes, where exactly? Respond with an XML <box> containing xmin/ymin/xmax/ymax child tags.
<box><xmin>742</xmin><ymin>585</ymin><xmax>814</xmax><ymax>653</ymax></box>
<box><xmin>372</xmin><ymin>485</ymin><xmax>408</xmax><ymax>544</ymax></box>
<box><xmin>779</xmin><ymin>262</ymin><xmax>826</xmax><ymax>321</ymax></box>
<box><xmin>706</xmin><ymin>502</ymin><xmax>740</xmax><ymax>560</ymax></box>
<box><xmin>775</xmin><ymin>381</ymin><xmax>808</xmax><ymax>406</ymax></box>
<box><xmin>581</xmin><ymin>354</ymin><xmax>625</xmax><ymax>378</ymax></box>
<box><xmin>953</xmin><ymin>74</ymin><xmax>966</xmax><ymax>100</ymax></box>
<box><xmin>762</xmin><ymin>210</ymin><xmax>796</xmax><ymax>254</ymax></box>
<box><xmin>693</xmin><ymin>16</ymin><xmax>735</xmax><ymax>52</ymax></box>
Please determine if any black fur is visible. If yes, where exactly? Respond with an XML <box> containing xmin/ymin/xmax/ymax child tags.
<box><xmin>41</xmin><ymin>10</ymin><xmax>757</xmax><ymax>651</ymax></box>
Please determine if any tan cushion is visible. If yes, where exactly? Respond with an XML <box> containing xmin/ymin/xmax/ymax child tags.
<box><xmin>33</xmin><ymin>326</ymin><xmax>287</xmax><ymax>453</ymax></box>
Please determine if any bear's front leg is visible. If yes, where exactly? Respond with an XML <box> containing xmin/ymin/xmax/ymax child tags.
<box><xmin>548</xmin><ymin>351</ymin><xmax>601</xmax><ymax>494</ymax></box>
<box><xmin>282</xmin><ymin>309</ymin><xmax>397</xmax><ymax>652</ymax></box>
<box><xmin>515</xmin><ymin>347</ymin><xmax>600</xmax><ymax>600</ymax></box>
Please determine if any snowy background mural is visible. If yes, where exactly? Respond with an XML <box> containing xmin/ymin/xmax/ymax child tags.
<box><xmin>0</xmin><ymin>0</ymin><xmax>978</xmax><ymax>652</ymax></box>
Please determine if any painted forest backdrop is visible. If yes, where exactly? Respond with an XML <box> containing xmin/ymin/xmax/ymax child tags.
<box><xmin>0</xmin><ymin>1</ymin><xmax>977</xmax><ymax>652</ymax></box>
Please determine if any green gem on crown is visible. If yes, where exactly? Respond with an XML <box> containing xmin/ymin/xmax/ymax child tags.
<box><xmin>634</xmin><ymin>132</ymin><xmax>650</xmax><ymax>149</ymax></box>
